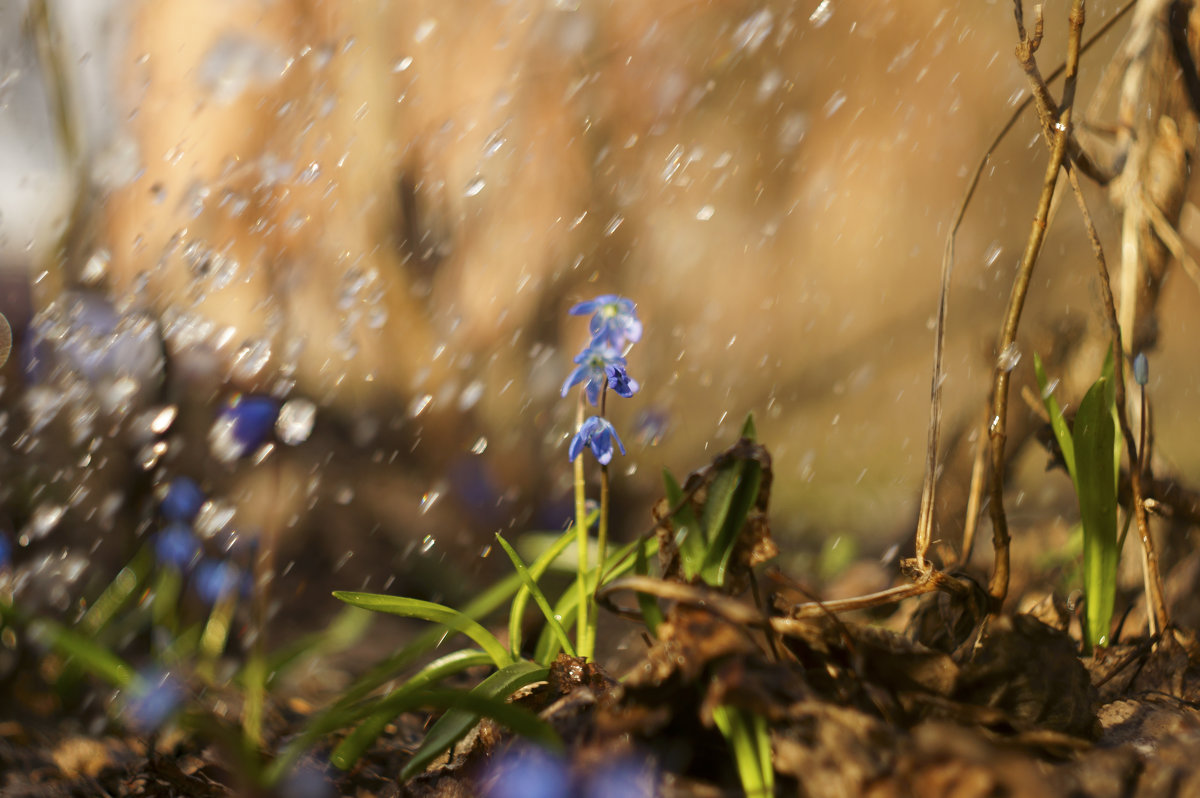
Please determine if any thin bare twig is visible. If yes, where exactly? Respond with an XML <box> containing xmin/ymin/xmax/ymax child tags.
<box><xmin>983</xmin><ymin>0</ymin><xmax>1084</xmax><ymax>611</ymax></box>
<box><xmin>925</xmin><ymin>0</ymin><xmax>1137</xmax><ymax>574</ymax></box>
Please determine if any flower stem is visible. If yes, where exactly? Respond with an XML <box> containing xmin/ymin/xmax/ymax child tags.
<box><xmin>573</xmin><ymin>393</ymin><xmax>589</xmax><ymax>658</ymax></box>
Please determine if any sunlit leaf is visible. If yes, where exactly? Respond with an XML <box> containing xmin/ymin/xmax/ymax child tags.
<box><xmin>497</xmin><ymin>533</ymin><xmax>576</xmax><ymax>659</ymax></box>
<box><xmin>399</xmin><ymin>661</ymin><xmax>554</xmax><ymax>780</ymax></box>
<box><xmin>1034</xmin><ymin>352</ymin><xmax>1076</xmax><ymax>483</ymax></box>
<box><xmin>1074</xmin><ymin>376</ymin><xmax>1118</xmax><ymax>649</ymax></box>
<box><xmin>664</xmin><ymin>469</ymin><xmax>706</xmax><ymax>580</ymax></box>
<box><xmin>333</xmin><ymin>591</ymin><xmax>512</xmax><ymax>668</ymax></box>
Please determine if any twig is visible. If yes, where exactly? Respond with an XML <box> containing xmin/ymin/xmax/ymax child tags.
<box><xmin>984</xmin><ymin>0</ymin><xmax>1084</xmax><ymax>611</ymax></box>
<box><xmin>930</xmin><ymin>0</ymin><xmax>1137</xmax><ymax>575</ymax></box>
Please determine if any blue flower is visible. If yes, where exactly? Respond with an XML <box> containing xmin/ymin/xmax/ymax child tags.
<box><xmin>0</xmin><ymin>531</ymin><xmax>11</xmax><ymax>572</ymax></box>
<box><xmin>210</xmin><ymin>394</ymin><xmax>280</xmax><ymax>461</ymax></box>
<box><xmin>568</xmin><ymin>416</ymin><xmax>626</xmax><ymax>465</ymax></box>
<box><xmin>161</xmin><ymin>477</ymin><xmax>205</xmax><ymax>523</ymax></box>
<box><xmin>193</xmin><ymin>559</ymin><xmax>245</xmax><ymax>604</ymax></box>
<box><xmin>155</xmin><ymin>522</ymin><xmax>200</xmax><ymax>569</ymax></box>
<box><xmin>561</xmin><ymin>342</ymin><xmax>626</xmax><ymax>406</ymax></box>
<box><xmin>1133</xmin><ymin>352</ymin><xmax>1149</xmax><ymax>386</ymax></box>
<box><xmin>569</xmin><ymin>294</ymin><xmax>642</xmax><ymax>349</ymax></box>
<box><xmin>605</xmin><ymin>364</ymin><xmax>639</xmax><ymax>398</ymax></box>
<box><xmin>124</xmin><ymin>669</ymin><xmax>184</xmax><ymax>734</ymax></box>
<box><xmin>483</xmin><ymin>745</ymin><xmax>570</xmax><ymax>798</ymax></box>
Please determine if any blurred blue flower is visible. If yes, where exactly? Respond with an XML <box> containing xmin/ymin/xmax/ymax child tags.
<box><xmin>569</xmin><ymin>294</ymin><xmax>642</xmax><ymax>349</ymax></box>
<box><xmin>155</xmin><ymin>522</ymin><xmax>200</xmax><ymax>569</ymax></box>
<box><xmin>161</xmin><ymin>477</ymin><xmax>205</xmax><ymax>523</ymax></box>
<box><xmin>193</xmin><ymin>559</ymin><xmax>245</xmax><ymax>604</ymax></box>
<box><xmin>634</xmin><ymin>408</ymin><xmax>669</xmax><ymax>446</ymax></box>
<box><xmin>605</xmin><ymin>364</ymin><xmax>639</xmax><ymax>398</ymax></box>
<box><xmin>124</xmin><ymin>669</ymin><xmax>184</xmax><ymax>734</ymax></box>
<box><xmin>568</xmin><ymin>416</ymin><xmax>626</xmax><ymax>465</ymax></box>
<box><xmin>582</xmin><ymin>758</ymin><xmax>654</xmax><ymax>798</ymax></box>
<box><xmin>210</xmin><ymin>394</ymin><xmax>280</xmax><ymax>461</ymax></box>
<box><xmin>0</xmin><ymin>531</ymin><xmax>11</xmax><ymax>571</ymax></box>
<box><xmin>562</xmin><ymin>342</ymin><xmax>626</xmax><ymax>406</ymax></box>
<box><xmin>1134</xmin><ymin>352</ymin><xmax>1149</xmax><ymax>386</ymax></box>
<box><xmin>483</xmin><ymin>746</ymin><xmax>570</xmax><ymax>798</ymax></box>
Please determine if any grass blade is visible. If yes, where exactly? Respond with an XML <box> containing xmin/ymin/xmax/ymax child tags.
<box><xmin>664</xmin><ymin>469</ymin><xmax>706</xmax><ymax>580</ymax></box>
<box><xmin>399</xmin><ymin>661</ymin><xmax>553</xmax><ymax>780</ymax></box>
<box><xmin>496</xmin><ymin>534</ymin><xmax>576</xmax><ymax>660</ymax></box>
<box><xmin>505</xmin><ymin>527</ymin><xmax>580</xmax><ymax>659</ymax></box>
<box><xmin>1074</xmin><ymin>377</ymin><xmax>1119</xmax><ymax>648</ymax></box>
<box><xmin>333</xmin><ymin>592</ymin><xmax>512</xmax><ymax>668</ymax></box>
<box><xmin>1033</xmin><ymin>352</ymin><xmax>1077</xmax><ymax>482</ymax></box>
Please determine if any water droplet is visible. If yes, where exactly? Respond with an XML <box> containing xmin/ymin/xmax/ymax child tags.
<box><xmin>809</xmin><ymin>0</ymin><xmax>834</xmax><ymax>27</ymax></box>
<box><xmin>464</xmin><ymin>176</ymin><xmax>486</xmax><ymax>197</ymax></box>
<box><xmin>195</xmin><ymin>501</ymin><xmax>234</xmax><ymax>539</ymax></box>
<box><xmin>989</xmin><ymin>415</ymin><xmax>1001</xmax><ymax>434</ymax></box>
<box><xmin>470</xmin><ymin>436</ymin><xmax>488</xmax><ymax>454</ymax></box>
<box><xmin>413</xmin><ymin>19</ymin><xmax>437</xmax><ymax>43</ymax></box>
<box><xmin>603</xmin><ymin>215</ymin><xmax>624</xmax><ymax>236</ymax></box>
<box><xmin>392</xmin><ymin>56</ymin><xmax>413</xmax><ymax>72</ymax></box>
<box><xmin>297</xmin><ymin>162</ymin><xmax>321</xmax><ymax>184</ymax></box>
<box><xmin>276</xmin><ymin>398</ymin><xmax>316</xmax><ymax>445</ymax></box>
<box><xmin>419</xmin><ymin>534</ymin><xmax>437</xmax><ymax>552</ymax></box>
<box><xmin>419</xmin><ymin>491</ymin><xmax>441</xmax><ymax>515</ymax></box>
<box><xmin>409</xmin><ymin>394</ymin><xmax>433</xmax><ymax>418</ymax></box>
<box><xmin>732</xmin><ymin>9</ymin><xmax>773</xmax><ymax>54</ymax></box>
<box><xmin>1040</xmin><ymin>378</ymin><xmax>1060</xmax><ymax>399</ymax></box>
<box><xmin>997</xmin><ymin>343</ymin><xmax>1021</xmax><ymax>372</ymax></box>
<box><xmin>335</xmin><ymin>486</ymin><xmax>354</xmax><ymax>505</ymax></box>
<box><xmin>232</xmin><ymin>338</ymin><xmax>272</xmax><ymax>380</ymax></box>
<box><xmin>80</xmin><ymin>249</ymin><xmax>111</xmax><ymax>285</ymax></box>
<box><xmin>984</xmin><ymin>242</ymin><xmax>1003</xmax><ymax>268</ymax></box>
<box><xmin>457</xmin><ymin>380</ymin><xmax>484</xmax><ymax>412</ymax></box>
<box><xmin>696</xmin><ymin>205</ymin><xmax>715</xmax><ymax>221</ymax></box>
<box><xmin>824</xmin><ymin>90</ymin><xmax>847</xmax><ymax>117</ymax></box>
<box><xmin>25</xmin><ymin>504</ymin><xmax>66</xmax><ymax>542</ymax></box>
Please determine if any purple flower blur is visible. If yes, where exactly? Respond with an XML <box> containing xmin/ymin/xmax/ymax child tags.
<box><xmin>210</xmin><ymin>393</ymin><xmax>280</xmax><ymax>461</ymax></box>
<box><xmin>483</xmin><ymin>746</ymin><xmax>570</xmax><ymax>798</ymax></box>
<box><xmin>605</xmin><ymin>364</ymin><xmax>639</xmax><ymax>398</ymax></box>
<box><xmin>124</xmin><ymin>669</ymin><xmax>184</xmax><ymax>734</ymax></box>
<box><xmin>569</xmin><ymin>294</ymin><xmax>642</xmax><ymax>349</ymax></box>
<box><xmin>193</xmin><ymin>559</ymin><xmax>245</xmax><ymax>604</ymax></box>
<box><xmin>568</xmin><ymin>416</ymin><xmax>626</xmax><ymax>465</ymax></box>
<box><xmin>155</xmin><ymin>522</ymin><xmax>200</xmax><ymax>569</ymax></box>
<box><xmin>161</xmin><ymin>477</ymin><xmax>205</xmax><ymax>523</ymax></box>
<box><xmin>561</xmin><ymin>342</ymin><xmax>626</xmax><ymax>406</ymax></box>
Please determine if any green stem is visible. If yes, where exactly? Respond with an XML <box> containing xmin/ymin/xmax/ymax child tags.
<box><xmin>573</xmin><ymin>394</ymin><xmax>589</xmax><ymax>658</ymax></box>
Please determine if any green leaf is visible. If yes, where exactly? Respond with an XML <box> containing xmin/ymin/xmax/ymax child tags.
<box><xmin>1074</xmin><ymin>376</ymin><xmax>1119</xmax><ymax>649</ymax></box>
<box><xmin>1033</xmin><ymin>352</ymin><xmax>1077</xmax><ymax>483</ymax></box>
<box><xmin>333</xmin><ymin>592</ymin><xmax>512</xmax><ymax>668</ymax></box>
<box><xmin>664</xmin><ymin>469</ymin><xmax>706</xmax><ymax>581</ymax></box>
<box><xmin>497</xmin><ymin>534</ymin><xmax>576</xmax><ymax>659</ymax></box>
<box><xmin>740</xmin><ymin>413</ymin><xmax>757</xmax><ymax>441</ymax></box>
<box><xmin>534</xmin><ymin>535</ymin><xmax>659</xmax><ymax>664</ymax></box>
<box><xmin>79</xmin><ymin>550</ymin><xmax>151</xmax><ymax>637</ymax></box>
<box><xmin>635</xmin><ymin>540</ymin><xmax>664</xmax><ymax>636</ymax></box>
<box><xmin>699</xmin><ymin>455</ymin><xmax>763</xmax><ymax>587</ymax></box>
<box><xmin>399</xmin><ymin>661</ymin><xmax>553</xmax><ymax>780</ymax></box>
<box><xmin>712</xmin><ymin>704</ymin><xmax>773</xmax><ymax>798</ymax></box>
<box><xmin>26</xmin><ymin>618</ymin><xmax>135</xmax><ymax>689</ymax></box>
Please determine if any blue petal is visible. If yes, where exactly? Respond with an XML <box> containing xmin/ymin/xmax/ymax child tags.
<box><xmin>223</xmin><ymin>395</ymin><xmax>280</xmax><ymax>451</ymax></box>
<box><xmin>161</xmin><ymin>477</ymin><xmax>205</xmax><ymax>523</ymax></box>
<box><xmin>155</xmin><ymin>522</ymin><xmax>200</xmax><ymax>569</ymax></box>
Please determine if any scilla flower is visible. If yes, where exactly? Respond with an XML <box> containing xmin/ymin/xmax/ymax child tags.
<box><xmin>569</xmin><ymin>294</ymin><xmax>642</xmax><ymax>349</ymax></box>
<box><xmin>605</xmin><ymin>364</ymin><xmax>639</xmax><ymax>398</ymax></box>
<box><xmin>568</xmin><ymin>416</ymin><xmax>626</xmax><ymax>465</ymax></box>
<box><xmin>561</xmin><ymin>342</ymin><xmax>626</xmax><ymax>406</ymax></box>
<box><xmin>210</xmin><ymin>393</ymin><xmax>280</xmax><ymax>462</ymax></box>
<box><xmin>161</xmin><ymin>477</ymin><xmax>205</xmax><ymax>523</ymax></box>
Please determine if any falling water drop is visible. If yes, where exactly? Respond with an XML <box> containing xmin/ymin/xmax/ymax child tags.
<box><xmin>276</xmin><ymin>398</ymin><xmax>317</xmax><ymax>445</ymax></box>
<box><xmin>464</xmin><ymin>176</ymin><xmax>486</xmax><ymax>197</ymax></box>
<box><xmin>996</xmin><ymin>343</ymin><xmax>1021</xmax><ymax>372</ymax></box>
<box><xmin>470</xmin><ymin>436</ymin><xmax>488</xmax><ymax>454</ymax></box>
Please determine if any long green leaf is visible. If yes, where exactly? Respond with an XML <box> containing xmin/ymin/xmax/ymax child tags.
<box><xmin>333</xmin><ymin>592</ymin><xmax>512</xmax><ymax>668</ymax></box>
<box><xmin>699</xmin><ymin>459</ymin><xmax>762</xmax><ymax>587</ymax></box>
<box><xmin>1074</xmin><ymin>377</ymin><xmax>1119</xmax><ymax>648</ymax></box>
<box><xmin>26</xmin><ymin>618</ymin><xmax>135</xmax><ymax>688</ymax></box>
<box><xmin>505</xmin><ymin>527</ymin><xmax>579</xmax><ymax>658</ymax></box>
<box><xmin>635</xmin><ymin>540</ymin><xmax>664</xmax><ymax>636</ymax></box>
<box><xmin>664</xmin><ymin>469</ymin><xmax>706</xmax><ymax>581</ymax></box>
<box><xmin>497</xmin><ymin>534</ymin><xmax>576</xmax><ymax>659</ymax></box>
<box><xmin>534</xmin><ymin>535</ymin><xmax>659</xmax><ymax>664</ymax></box>
<box><xmin>399</xmin><ymin>661</ymin><xmax>552</xmax><ymax>780</ymax></box>
<box><xmin>1033</xmin><ymin>352</ymin><xmax>1077</xmax><ymax>483</ymax></box>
